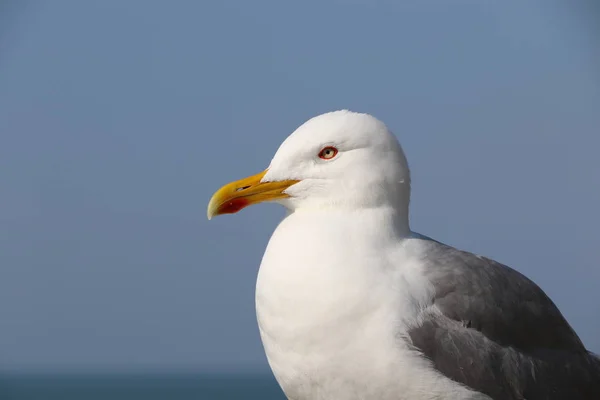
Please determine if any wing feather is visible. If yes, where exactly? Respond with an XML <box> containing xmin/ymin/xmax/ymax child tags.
<box><xmin>407</xmin><ymin>237</ymin><xmax>600</xmax><ymax>399</ymax></box>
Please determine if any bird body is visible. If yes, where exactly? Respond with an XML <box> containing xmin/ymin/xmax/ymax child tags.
<box><xmin>207</xmin><ymin>110</ymin><xmax>600</xmax><ymax>399</ymax></box>
<box><xmin>256</xmin><ymin>208</ymin><xmax>487</xmax><ymax>399</ymax></box>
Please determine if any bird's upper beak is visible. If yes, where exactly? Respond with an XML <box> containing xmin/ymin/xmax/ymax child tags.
<box><xmin>207</xmin><ymin>170</ymin><xmax>299</xmax><ymax>220</ymax></box>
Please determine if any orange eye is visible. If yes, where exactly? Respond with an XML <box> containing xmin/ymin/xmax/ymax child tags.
<box><xmin>318</xmin><ymin>146</ymin><xmax>338</xmax><ymax>160</ymax></box>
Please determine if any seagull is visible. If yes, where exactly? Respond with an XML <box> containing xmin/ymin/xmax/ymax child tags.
<box><xmin>207</xmin><ymin>110</ymin><xmax>600</xmax><ymax>400</ymax></box>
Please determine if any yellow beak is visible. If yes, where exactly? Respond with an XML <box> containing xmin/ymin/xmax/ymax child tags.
<box><xmin>207</xmin><ymin>170</ymin><xmax>299</xmax><ymax>220</ymax></box>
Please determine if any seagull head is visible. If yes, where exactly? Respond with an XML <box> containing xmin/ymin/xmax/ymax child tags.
<box><xmin>207</xmin><ymin>110</ymin><xmax>410</xmax><ymax>219</ymax></box>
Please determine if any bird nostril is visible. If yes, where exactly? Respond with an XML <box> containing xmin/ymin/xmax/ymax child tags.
<box><xmin>235</xmin><ymin>185</ymin><xmax>251</xmax><ymax>192</ymax></box>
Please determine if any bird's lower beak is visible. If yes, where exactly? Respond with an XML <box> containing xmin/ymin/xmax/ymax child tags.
<box><xmin>207</xmin><ymin>170</ymin><xmax>299</xmax><ymax>220</ymax></box>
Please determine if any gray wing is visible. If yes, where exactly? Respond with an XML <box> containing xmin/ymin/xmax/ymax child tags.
<box><xmin>407</xmin><ymin>236</ymin><xmax>600</xmax><ymax>400</ymax></box>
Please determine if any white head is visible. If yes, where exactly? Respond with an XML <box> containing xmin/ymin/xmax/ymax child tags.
<box><xmin>207</xmin><ymin>110</ymin><xmax>411</xmax><ymax>220</ymax></box>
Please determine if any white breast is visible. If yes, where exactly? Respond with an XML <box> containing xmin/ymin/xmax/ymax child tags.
<box><xmin>254</xmin><ymin>209</ymin><xmax>487</xmax><ymax>400</ymax></box>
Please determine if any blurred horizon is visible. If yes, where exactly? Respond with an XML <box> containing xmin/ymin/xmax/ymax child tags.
<box><xmin>1</xmin><ymin>0</ymin><xmax>599</xmax><ymax>376</ymax></box>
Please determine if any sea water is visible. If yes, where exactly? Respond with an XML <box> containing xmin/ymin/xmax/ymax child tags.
<box><xmin>0</xmin><ymin>373</ymin><xmax>286</xmax><ymax>400</ymax></box>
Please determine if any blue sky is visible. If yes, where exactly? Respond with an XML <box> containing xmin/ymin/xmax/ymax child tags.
<box><xmin>1</xmin><ymin>0</ymin><xmax>599</xmax><ymax>372</ymax></box>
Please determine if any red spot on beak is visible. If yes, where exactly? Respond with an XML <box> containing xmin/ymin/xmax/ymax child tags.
<box><xmin>217</xmin><ymin>198</ymin><xmax>250</xmax><ymax>215</ymax></box>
